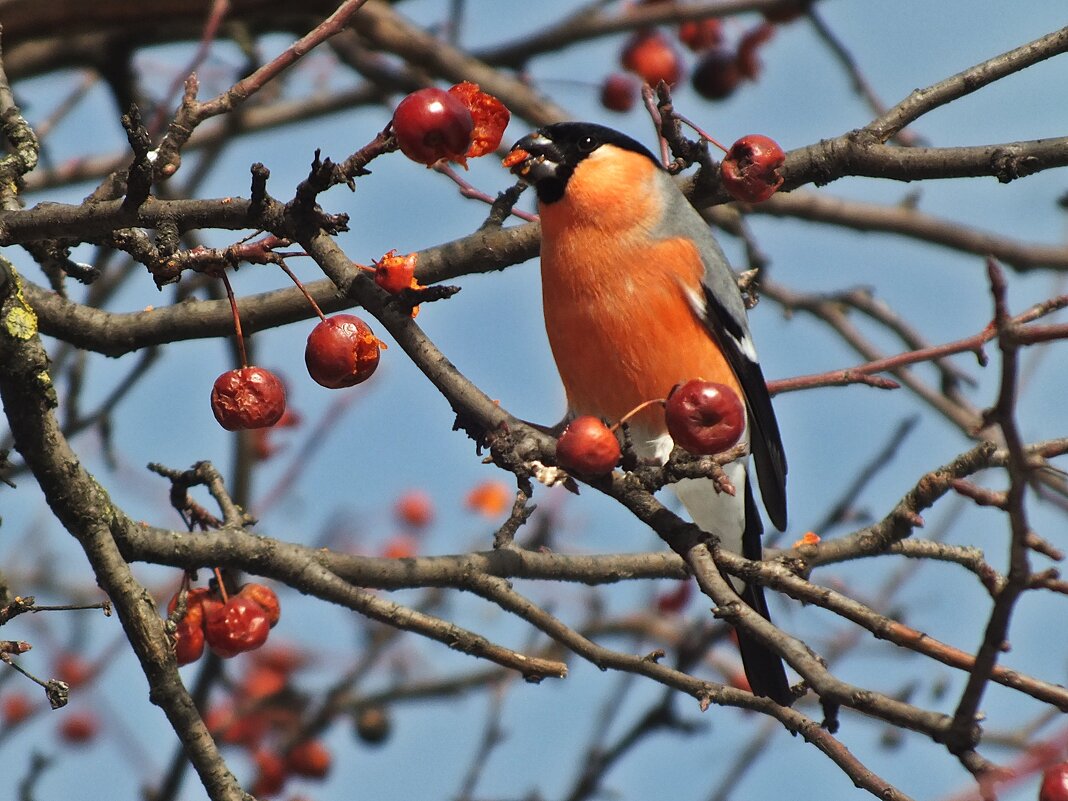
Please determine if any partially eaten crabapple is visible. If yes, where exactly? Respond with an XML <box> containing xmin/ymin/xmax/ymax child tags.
<box><xmin>392</xmin><ymin>87</ymin><xmax>474</xmax><ymax>166</ymax></box>
<box><xmin>374</xmin><ymin>250</ymin><xmax>419</xmax><ymax>294</ymax></box>
<box><xmin>447</xmin><ymin>81</ymin><xmax>511</xmax><ymax>158</ymax></box>
<box><xmin>664</xmin><ymin>380</ymin><xmax>745</xmax><ymax>455</ymax></box>
<box><xmin>556</xmin><ymin>416</ymin><xmax>621</xmax><ymax>476</ymax></box>
<box><xmin>210</xmin><ymin>367</ymin><xmax>287</xmax><ymax>431</ymax></box>
<box><xmin>305</xmin><ymin>314</ymin><xmax>384</xmax><ymax>389</ymax></box>
<box><xmin>720</xmin><ymin>134</ymin><xmax>786</xmax><ymax>203</ymax></box>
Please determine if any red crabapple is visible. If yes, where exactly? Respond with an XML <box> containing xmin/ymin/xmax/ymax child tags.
<box><xmin>720</xmin><ymin>134</ymin><xmax>786</xmax><ymax>203</ymax></box>
<box><xmin>664</xmin><ymin>380</ymin><xmax>745</xmax><ymax>455</ymax></box>
<box><xmin>210</xmin><ymin>367</ymin><xmax>287</xmax><ymax>431</ymax></box>
<box><xmin>1041</xmin><ymin>763</ymin><xmax>1068</xmax><ymax>801</ymax></box>
<box><xmin>691</xmin><ymin>48</ymin><xmax>742</xmax><ymax>100</ymax></box>
<box><xmin>392</xmin><ymin>88</ymin><xmax>473</xmax><ymax>166</ymax></box>
<box><xmin>621</xmin><ymin>30</ymin><xmax>682</xmax><ymax>86</ymax></box>
<box><xmin>204</xmin><ymin>596</ymin><xmax>271</xmax><ymax>658</ymax></box>
<box><xmin>237</xmin><ymin>583</ymin><xmax>280</xmax><ymax>628</ymax></box>
<box><xmin>556</xmin><ymin>416</ymin><xmax>622</xmax><ymax>476</ymax></box>
<box><xmin>286</xmin><ymin>739</ymin><xmax>333</xmax><ymax>779</ymax></box>
<box><xmin>678</xmin><ymin>18</ymin><xmax>724</xmax><ymax>52</ymax></box>
<box><xmin>600</xmin><ymin>73</ymin><xmax>638</xmax><ymax>113</ymax></box>
<box><xmin>305</xmin><ymin>314</ymin><xmax>383</xmax><ymax>389</ymax></box>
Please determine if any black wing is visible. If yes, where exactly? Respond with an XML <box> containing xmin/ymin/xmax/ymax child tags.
<box><xmin>702</xmin><ymin>286</ymin><xmax>788</xmax><ymax>531</ymax></box>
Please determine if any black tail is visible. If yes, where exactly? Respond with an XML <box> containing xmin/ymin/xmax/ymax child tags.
<box><xmin>734</xmin><ymin>482</ymin><xmax>793</xmax><ymax>706</ymax></box>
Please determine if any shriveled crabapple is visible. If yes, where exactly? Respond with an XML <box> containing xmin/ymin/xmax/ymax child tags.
<box><xmin>664</xmin><ymin>380</ymin><xmax>746</xmax><ymax>455</ymax></box>
<box><xmin>210</xmin><ymin>367</ymin><xmax>287</xmax><ymax>431</ymax></box>
<box><xmin>556</xmin><ymin>416</ymin><xmax>622</xmax><ymax>476</ymax></box>
<box><xmin>720</xmin><ymin>134</ymin><xmax>786</xmax><ymax>203</ymax></box>
<box><xmin>391</xmin><ymin>87</ymin><xmax>474</xmax><ymax>166</ymax></box>
<box><xmin>305</xmin><ymin>314</ymin><xmax>384</xmax><ymax>389</ymax></box>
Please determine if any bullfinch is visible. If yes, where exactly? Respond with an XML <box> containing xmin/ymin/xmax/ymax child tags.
<box><xmin>506</xmin><ymin>122</ymin><xmax>792</xmax><ymax>706</ymax></box>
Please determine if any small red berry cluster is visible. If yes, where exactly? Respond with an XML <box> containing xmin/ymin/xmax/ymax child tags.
<box><xmin>555</xmin><ymin>379</ymin><xmax>746</xmax><ymax>477</ymax></box>
<box><xmin>168</xmin><ymin>580</ymin><xmax>280</xmax><ymax>665</ymax></box>
<box><xmin>599</xmin><ymin>1</ymin><xmax>808</xmax><ymax>113</ymax></box>
<box><xmin>202</xmin><ymin>646</ymin><xmax>340</xmax><ymax>797</ymax></box>
<box><xmin>209</xmin><ymin>83</ymin><xmax>512</xmax><ymax>432</ymax></box>
<box><xmin>208</xmin><ymin>255</ymin><xmax>390</xmax><ymax>430</ymax></box>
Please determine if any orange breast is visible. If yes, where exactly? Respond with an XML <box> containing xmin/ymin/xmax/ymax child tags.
<box><xmin>541</xmin><ymin>226</ymin><xmax>741</xmax><ymax>438</ymax></box>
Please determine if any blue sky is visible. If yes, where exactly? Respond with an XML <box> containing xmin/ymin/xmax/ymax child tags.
<box><xmin>2</xmin><ymin>2</ymin><xmax>1067</xmax><ymax>799</ymax></box>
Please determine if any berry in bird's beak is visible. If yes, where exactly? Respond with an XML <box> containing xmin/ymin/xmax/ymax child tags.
<box><xmin>503</xmin><ymin>132</ymin><xmax>560</xmax><ymax>182</ymax></box>
<box><xmin>501</xmin><ymin>147</ymin><xmax>532</xmax><ymax>174</ymax></box>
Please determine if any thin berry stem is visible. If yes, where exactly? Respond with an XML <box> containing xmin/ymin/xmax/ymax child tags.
<box><xmin>673</xmin><ymin>112</ymin><xmax>731</xmax><ymax>154</ymax></box>
<box><xmin>277</xmin><ymin>261</ymin><xmax>327</xmax><ymax>321</ymax></box>
<box><xmin>612</xmin><ymin>398</ymin><xmax>665</xmax><ymax>432</ymax></box>
<box><xmin>213</xmin><ymin>567</ymin><xmax>229</xmax><ymax>603</ymax></box>
<box><xmin>219</xmin><ymin>271</ymin><xmax>248</xmax><ymax>368</ymax></box>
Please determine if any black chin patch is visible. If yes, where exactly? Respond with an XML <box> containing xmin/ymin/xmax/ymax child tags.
<box><xmin>535</xmin><ymin>175</ymin><xmax>568</xmax><ymax>204</ymax></box>
<box><xmin>523</xmin><ymin>122</ymin><xmax>660</xmax><ymax>206</ymax></box>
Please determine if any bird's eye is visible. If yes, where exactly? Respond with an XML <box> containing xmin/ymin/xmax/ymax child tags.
<box><xmin>578</xmin><ymin>136</ymin><xmax>598</xmax><ymax>153</ymax></box>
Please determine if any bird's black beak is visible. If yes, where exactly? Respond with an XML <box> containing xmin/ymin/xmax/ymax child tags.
<box><xmin>503</xmin><ymin>130</ymin><xmax>562</xmax><ymax>184</ymax></box>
